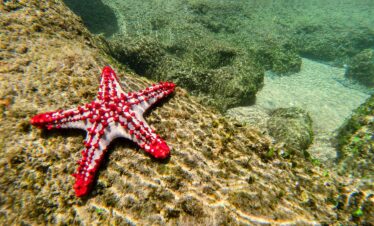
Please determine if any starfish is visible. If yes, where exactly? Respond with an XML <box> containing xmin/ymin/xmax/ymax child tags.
<box><xmin>31</xmin><ymin>66</ymin><xmax>175</xmax><ymax>197</ymax></box>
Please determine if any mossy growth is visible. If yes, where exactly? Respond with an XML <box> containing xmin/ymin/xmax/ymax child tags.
<box><xmin>178</xmin><ymin>196</ymin><xmax>204</xmax><ymax>217</ymax></box>
<box><xmin>267</xmin><ymin>107</ymin><xmax>314</xmax><ymax>154</ymax></box>
<box><xmin>345</xmin><ymin>48</ymin><xmax>374</xmax><ymax>87</ymax></box>
<box><xmin>246</xmin><ymin>38</ymin><xmax>302</xmax><ymax>75</ymax></box>
<box><xmin>352</xmin><ymin>208</ymin><xmax>364</xmax><ymax>218</ymax></box>
<box><xmin>336</xmin><ymin>94</ymin><xmax>374</xmax><ymax>152</ymax></box>
<box><xmin>227</xmin><ymin>190</ymin><xmax>267</xmax><ymax>214</ymax></box>
<box><xmin>2</xmin><ymin>0</ymin><xmax>25</xmax><ymax>11</ymax></box>
<box><xmin>187</xmin><ymin>0</ymin><xmax>245</xmax><ymax>34</ymax></box>
<box><xmin>335</xmin><ymin>94</ymin><xmax>374</xmax><ymax>177</ymax></box>
<box><xmin>105</xmin><ymin>35</ymin><xmax>264</xmax><ymax>111</ymax></box>
<box><xmin>293</xmin><ymin>24</ymin><xmax>374</xmax><ymax>66</ymax></box>
<box><xmin>105</xmin><ymin>36</ymin><xmax>166</xmax><ymax>78</ymax></box>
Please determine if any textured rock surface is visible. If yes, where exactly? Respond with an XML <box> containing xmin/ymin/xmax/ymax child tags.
<box><xmin>0</xmin><ymin>1</ymin><xmax>373</xmax><ymax>225</ymax></box>
<box><xmin>104</xmin><ymin>35</ymin><xmax>264</xmax><ymax>112</ymax></box>
<box><xmin>247</xmin><ymin>39</ymin><xmax>302</xmax><ymax>75</ymax></box>
<box><xmin>225</xmin><ymin>106</ymin><xmax>270</xmax><ymax>134</ymax></box>
<box><xmin>336</xmin><ymin>94</ymin><xmax>374</xmax><ymax>178</ymax></box>
<box><xmin>293</xmin><ymin>25</ymin><xmax>374</xmax><ymax>66</ymax></box>
<box><xmin>267</xmin><ymin>107</ymin><xmax>314</xmax><ymax>154</ymax></box>
<box><xmin>346</xmin><ymin>49</ymin><xmax>374</xmax><ymax>87</ymax></box>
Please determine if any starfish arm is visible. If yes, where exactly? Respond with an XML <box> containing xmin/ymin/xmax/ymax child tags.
<box><xmin>129</xmin><ymin>82</ymin><xmax>175</xmax><ymax>114</ymax></box>
<box><xmin>30</xmin><ymin>106</ymin><xmax>89</xmax><ymax>130</ymax></box>
<box><xmin>72</xmin><ymin>125</ymin><xmax>112</xmax><ymax>197</ymax></box>
<box><xmin>118</xmin><ymin>112</ymin><xmax>170</xmax><ymax>159</ymax></box>
<box><xmin>97</xmin><ymin>66</ymin><xmax>126</xmax><ymax>101</ymax></box>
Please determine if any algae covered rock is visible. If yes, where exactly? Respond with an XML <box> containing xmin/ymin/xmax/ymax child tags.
<box><xmin>293</xmin><ymin>25</ymin><xmax>374</xmax><ymax>65</ymax></box>
<box><xmin>345</xmin><ymin>49</ymin><xmax>374</xmax><ymax>87</ymax></box>
<box><xmin>267</xmin><ymin>107</ymin><xmax>314</xmax><ymax>153</ymax></box>
<box><xmin>247</xmin><ymin>39</ymin><xmax>302</xmax><ymax>75</ymax></box>
<box><xmin>164</xmin><ymin>52</ymin><xmax>263</xmax><ymax>111</ymax></box>
<box><xmin>106</xmin><ymin>36</ymin><xmax>166</xmax><ymax>77</ymax></box>
<box><xmin>105</xmin><ymin>35</ymin><xmax>264</xmax><ymax>111</ymax></box>
<box><xmin>187</xmin><ymin>0</ymin><xmax>245</xmax><ymax>34</ymax></box>
<box><xmin>336</xmin><ymin>94</ymin><xmax>374</xmax><ymax>178</ymax></box>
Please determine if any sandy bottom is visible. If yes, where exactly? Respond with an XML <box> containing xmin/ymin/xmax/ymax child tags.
<box><xmin>254</xmin><ymin>58</ymin><xmax>369</xmax><ymax>163</ymax></box>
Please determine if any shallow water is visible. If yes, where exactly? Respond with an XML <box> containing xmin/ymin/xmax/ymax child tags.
<box><xmin>256</xmin><ymin>58</ymin><xmax>369</xmax><ymax>161</ymax></box>
<box><xmin>259</xmin><ymin>59</ymin><xmax>368</xmax><ymax>133</ymax></box>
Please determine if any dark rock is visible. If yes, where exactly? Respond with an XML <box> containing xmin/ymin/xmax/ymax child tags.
<box><xmin>63</xmin><ymin>0</ymin><xmax>119</xmax><ymax>37</ymax></box>
<box><xmin>106</xmin><ymin>36</ymin><xmax>166</xmax><ymax>77</ymax></box>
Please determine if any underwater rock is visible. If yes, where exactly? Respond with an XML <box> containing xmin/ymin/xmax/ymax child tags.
<box><xmin>187</xmin><ymin>1</ymin><xmax>244</xmax><ymax>34</ymax></box>
<box><xmin>106</xmin><ymin>35</ymin><xmax>264</xmax><ymax>111</ymax></box>
<box><xmin>293</xmin><ymin>24</ymin><xmax>374</xmax><ymax>65</ymax></box>
<box><xmin>345</xmin><ymin>49</ymin><xmax>374</xmax><ymax>87</ymax></box>
<box><xmin>187</xmin><ymin>0</ymin><xmax>302</xmax><ymax>75</ymax></box>
<box><xmin>267</xmin><ymin>107</ymin><xmax>314</xmax><ymax>153</ymax></box>
<box><xmin>336</xmin><ymin>94</ymin><xmax>374</xmax><ymax>178</ymax></box>
<box><xmin>247</xmin><ymin>39</ymin><xmax>302</xmax><ymax>75</ymax></box>
<box><xmin>105</xmin><ymin>36</ymin><xmax>166</xmax><ymax>78</ymax></box>
<box><xmin>225</xmin><ymin>106</ymin><xmax>270</xmax><ymax>133</ymax></box>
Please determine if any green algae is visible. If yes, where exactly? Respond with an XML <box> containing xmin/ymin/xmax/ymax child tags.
<box><xmin>346</xmin><ymin>49</ymin><xmax>374</xmax><ymax>87</ymax></box>
<box><xmin>336</xmin><ymin>94</ymin><xmax>374</xmax><ymax>177</ymax></box>
<box><xmin>104</xmin><ymin>35</ymin><xmax>264</xmax><ymax>111</ymax></box>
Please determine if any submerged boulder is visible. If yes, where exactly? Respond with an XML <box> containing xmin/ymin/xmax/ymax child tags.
<box><xmin>247</xmin><ymin>39</ymin><xmax>302</xmax><ymax>75</ymax></box>
<box><xmin>293</xmin><ymin>24</ymin><xmax>374</xmax><ymax>66</ymax></box>
<box><xmin>105</xmin><ymin>36</ymin><xmax>264</xmax><ymax>111</ymax></box>
<box><xmin>105</xmin><ymin>36</ymin><xmax>167</xmax><ymax>77</ymax></box>
<box><xmin>267</xmin><ymin>107</ymin><xmax>314</xmax><ymax>153</ymax></box>
<box><xmin>345</xmin><ymin>48</ymin><xmax>374</xmax><ymax>87</ymax></box>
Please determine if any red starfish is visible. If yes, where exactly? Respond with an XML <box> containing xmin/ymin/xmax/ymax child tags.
<box><xmin>31</xmin><ymin>66</ymin><xmax>175</xmax><ymax>197</ymax></box>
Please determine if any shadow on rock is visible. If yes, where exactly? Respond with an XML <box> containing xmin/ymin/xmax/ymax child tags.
<box><xmin>63</xmin><ymin>0</ymin><xmax>118</xmax><ymax>37</ymax></box>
